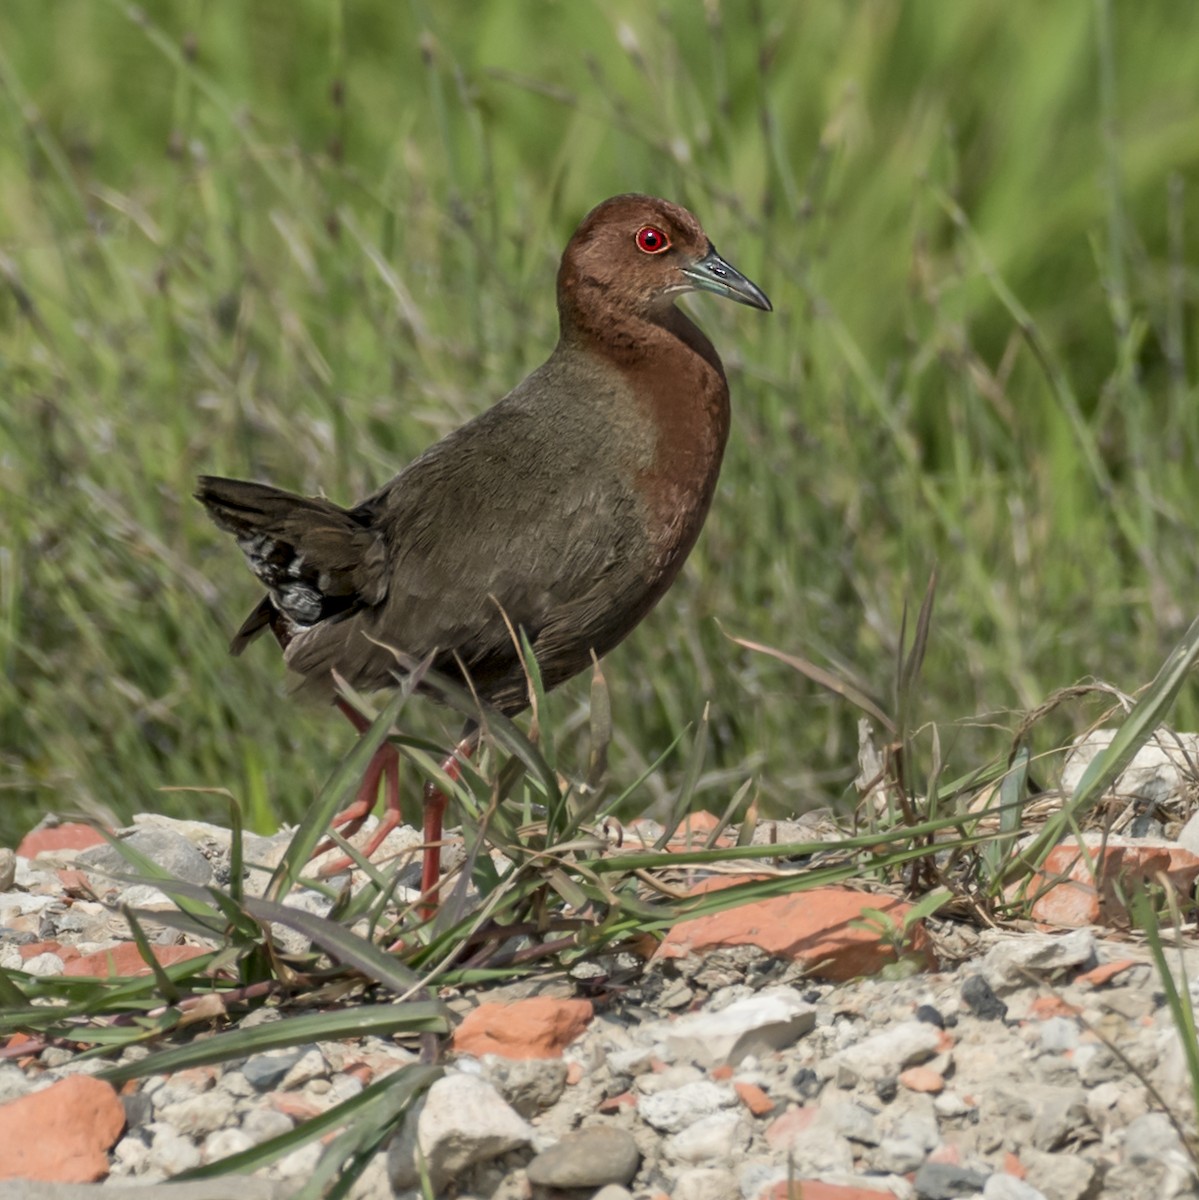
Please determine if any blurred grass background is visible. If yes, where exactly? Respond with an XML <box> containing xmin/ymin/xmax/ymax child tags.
<box><xmin>1</xmin><ymin>0</ymin><xmax>1197</xmax><ymax>844</ymax></box>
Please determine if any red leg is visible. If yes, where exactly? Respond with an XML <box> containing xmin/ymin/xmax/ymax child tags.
<box><xmin>314</xmin><ymin>699</ymin><xmax>402</xmax><ymax>874</ymax></box>
<box><xmin>418</xmin><ymin>735</ymin><xmax>477</xmax><ymax>920</ymax></box>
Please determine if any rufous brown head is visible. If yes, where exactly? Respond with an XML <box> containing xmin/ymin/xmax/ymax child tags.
<box><xmin>557</xmin><ymin>194</ymin><xmax>771</xmax><ymax>333</ymax></box>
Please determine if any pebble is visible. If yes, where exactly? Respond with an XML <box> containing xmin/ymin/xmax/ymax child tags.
<box><xmin>914</xmin><ymin>1161</ymin><xmax>990</xmax><ymax>1198</ymax></box>
<box><xmin>662</xmin><ymin>1109</ymin><xmax>751</xmax><ymax>1165</ymax></box>
<box><xmin>656</xmin><ymin>986</ymin><xmax>816</xmax><ymax>1066</ymax></box>
<box><xmin>77</xmin><ymin>827</ymin><xmax>213</xmax><ymax>886</ymax></box>
<box><xmin>386</xmin><ymin>1072</ymin><xmax>533</xmax><ymax>1193</ymax></box>
<box><xmin>637</xmin><ymin>1080</ymin><xmax>735</xmax><ymax>1132</ymax></box>
<box><xmin>242</xmin><ymin>1048</ymin><xmax>307</xmax><ymax>1091</ymax></box>
<box><xmin>524</xmin><ymin>1125</ymin><xmax>640</xmax><ymax>1188</ymax></box>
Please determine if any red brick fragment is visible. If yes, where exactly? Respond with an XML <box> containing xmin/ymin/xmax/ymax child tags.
<box><xmin>658</xmin><ymin>881</ymin><xmax>937</xmax><ymax>981</ymax></box>
<box><xmin>0</xmin><ymin>1076</ymin><xmax>125</xmax><ymax>1182</ymax></box>
<box><xmin>453</xmin><ymin>997</ymin><xmax>593</xmax><ymax>1059</ymax></box>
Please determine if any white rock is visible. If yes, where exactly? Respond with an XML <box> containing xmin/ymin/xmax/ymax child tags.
<box><xmin>1123</xmin><ymin>1111</ymin><xmax>1190</xmax><ymax>1167</ymax></box>
<box><xmin>480</xmin><ymin>1053</ymin><xmax>568</xmax><ymax>1116</ymax></box>
<box><xmin>22</xmin><ymin>952</ymin><xmax>65</xmax><ymax>977</ymax></box>
<box><xmin>1029</xmin><ymin>1086</ymin><xmax>1089</xmax><ymax>1150</ymax></box>
<box><xmin>980</xmin><ymin>929</ymin><xmax>1097</xmax><ymax>992</ymax></box>
<box><xmin>637</xmin><ymin>1080</ymin><xmax>736</xmax><ymax>1133</ymax></box>
<box><xmin>241</xmin><ymin>1106</ymin><xmax>295</xmax><ymax>1144</ymax></box>
<box><xmin>831</xmin><ymin>1020</ymin><xmax>942</xmax><ymax>1082</ymax></box>
<box><xmin>146</xmin><ymin>1123</ymin><xmax>203</xmax><ymax>1174</ymax></box>
<box><xmin>1178</xmin><ymin>808</ymin><xmax>1199</xmax><ymax>856</ymax></box>
<box><xmin>1037</xmin><ymin>1016</ymin><xmax>1080</xmax><ymax>1053</ymax></box>
<box><xmin>671</xmin><ymin>1167</ymin><xmax>738</xmax><ymax>1200</ymax></box>
<box><xmin>272</xmin><ymin>1141</ymin><xmax>323</xmax><ymax>1180</ymax></box>
<box><xmin>1084</xmin><ymin>1080</ymin><xmax>1121</xmax><ymax>1127</ymax></box>
<box><xmin>657</xmin><ymin>987</ymin><xmax>817</xmax><ymax>1068</ymax></box>
<box><xmin>871</xmin><ymin>1105</ymin><xmax>940</xmax><ymax>1175</ymax></box>
<box><xmin>1021</xmin><ymin>1148</ymin><xmax>1097</xmax><ymax>1200</ymax></box>
<box><xmin>269</xmin><ymin>889</ymin><xmax>335</xmax><ymax>956</ymax></box>
<box><xmin>818</xmin><ymin>1173</ymin><xmax>915</xmax><ymax>1197</ymax></box>
<box><xmin>117</xmin><ymin>883</ymin><xmax>178</xmax><ymax>910</ymax></box>
<box><xmin>663</xmin><ymin>1110</ymin><xmax>751</xmax><ymax>1165</ymax></box>
<box><xmin>984</xmin><ymin>1175</ymin><xmax>1048</xmax><ymax>1200</ymax></box>
<box><xmin>387</xmin><ymin>1072</ymin><xmax>534</xmax><ymax>1193</ymax></box>
<box><xmin>873</xmin><ymin>1135</ymin><xmax>927</xmax><ymax>1175</ymax></box>
<box><xmin>1061</xmin><ymin>728</ymin><xmax>1199</xmax><ymax>807</ymax></box>
<box><xmin>280</xmin><ymin>1047</ymin><xmax>330</xmax><ymax>1090</ymax></box>
<box><xmin>156</xmin><ymin>1090</ymin><xmax>233</xmax><ymax>1137</ymax></box>
<box><xmin>828</xmin><ymin>1099</ymin><xmax>882</xmax><ymax>1145</ymax></box>
<box><xmin>933</xmin><ymin>1091</ymin><xmax>975</xmax><ymax>1118</ymax></box>
<box><xmin>111</xmin><ymin>1134</ymin><xmax>151</xmax><ymax>1174</ymax></box>
<box><xmin>635</xmin><ymin>1064</ymin><xmax>704</xmax><ymax>1094</ymax></box>
<box><xmin>606</xmin><ymin>1044</ymin><xmax>657</xmax><ymax>1077</ymax></box>
<box><xmin>0</xmin><ymin>848</ymin><xmax>15</xmax><ymax>891</ymax></box>
<box><xmin>736</xmin><ymin>1158</ymin><xmax>790</xmax><ymax>1200</ymax></box>
<box><xmin>202</xmin><ymin>1127</ymin><xmax>254</xmax><ymax>1162</ymax></box>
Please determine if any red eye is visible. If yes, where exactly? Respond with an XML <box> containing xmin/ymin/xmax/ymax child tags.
<box><xmin>635</xmin><ymin>225</ymin><xmax>671</xmax><ymax>254</ymax></box>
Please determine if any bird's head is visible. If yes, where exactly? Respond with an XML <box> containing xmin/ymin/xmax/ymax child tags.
<box><xmin>557</xmin><ymin>194</ymin><xmax>771</xmax><ymax>334</ymax></box>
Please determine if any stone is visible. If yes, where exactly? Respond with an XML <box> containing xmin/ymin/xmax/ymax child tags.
<box><xmin>202</xmin><ymin>1127</ymin><xmax>254</xmax><ymax>1162</ymax></box>
<box><xmin>1036</xmin><ymin>1016</ymin><xmax>1080</xmax><ymax>1053</ymax></box>
<box><xmin>241</xmin><ymin>1107</ymin><xmax>295</xmax><ymax>1144</ymax></box>
<box><xmin>480</xmin><ymin>1054</ymin><xmax>568</xmax><ymax>1116</ymax></box>
<box><xmin>0</xmin><ymin>1076</ymin><xmax>126</xmax><ymax>1182</ymax></box>
<box><xmin>1029</xmin><ymin>1086</ymin><xmax>1089</xmax><ymax>1151</ymax></box>
<box><xmin>656</xmin><ymin>986</ymin><xmax>816</xmax><ymax>1067</ymax></box>
<box><xmin>662</xmin><ymin>1109</ymin><xmax>752</xmax><ymax>1166</ymax></box>
<box><xmin>637</xmin><ymin>1080</ymin><xmax>736</xmax><ymax>1133</ymax></box>
<box><xmin>524</xmin><ymin>1125</ymin><xmax>640</xmax><ymax>1188</ymax></box>
<box><xmin>758</xmin><ymin>1177</ymin><xmax>891</xmax><ymax>1199</ymax></box>
<box><xmin>961</xmin><ymin>974</ymin><xmax>1008</xmax><ymax>1020</ymax></box>
<box><xmin>913</xmin><ymin>1162</ymin><xmax>990</xmax><ymax>1199</ymax></box>
<box><xmin>591</xmin><ymin>1187</ymin><xmax>635</xmax><ymax>1200</ymax></box>
<box><xmin>1178</xmin><ymin>808</ymin><xmax>1199</xmax><ymax>857</ymax></box>
<box><xmin>764</xmin><ymin>1108</ymin><xmax>855</xmax><ymax>1175</ymax></box>
<box><xmin>979</xmin><ymin>929</ymin><xmax>1097</xmax><ymax>991</ymax></box>
<box><xmin>984</xmin><ymin>1175</ymin><xmax>1048</xmax><ymax>1200</ymax></box>
<box><xmin>0</xmin><ymin>1181</ymin><xmax>288</xmax><ymax>1199</ymax></box>
<box><xmin>146</xmin><ymin>1122</ymin><xmax>203</xmax><ymax>1175</ymax></box>
<box><xmin>1062</xmin><ymin>728</ymin><xmax>1199</xmax><ymax>807</ymax></box>
<box><xmin>387</xmin><ymin>1072</ymin><xmax>533</xmax><ymax>1193</ymax></box>
<box><xmin>278</xmin><ymin>1047</ymin><xmax>329</xmax><ymax>1090</ymax></box>
<box><xmin>452</xmin><ymin>997</ymin><xmax>594</xmax><ymax>1058</ymax></box>
<box><xmin>242</xmin><ymin>1047</ymin><xmax>308</xmax><ymax>1090</ymax></box>
<box><xmin>77</xmin><ymin>827</ymin><xmax>213</xmax><ymax>886</ymax></box>
<box><xmin>1123</xmin><ymin>1110</ymin><xmax>1190</xmax><ymax>1166</ymax></box>
<box><xmin>156</xmin><ymin>1090</ymin><xmax>232</xmax><ymax>1137</ymax></box>
<box><xmin>670</xmin><ymin>1167</ymin><xmax>738</xmax><ymax>1200</ymax></box>
<box><xmin>656</xmin><ymin>883</ymin><xmax>937</xmax><ymax>981</ymax></box>
<box><xmin>1020</xmin><ymin>1149</ymin><xmax>1097</xmax><ymax>1200</ymax></box>
<box><xmin>0</xmin><ymin>849</ymin><xmax>15</xmax><ymax>891</ymax></box>
<box><xmin>830</xmin><ymin>1020</ymin><xmax>943</xmax><ymax>1083</ymax></box>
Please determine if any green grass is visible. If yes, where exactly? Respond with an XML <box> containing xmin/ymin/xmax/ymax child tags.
<box><xmin>2</xmin><ymin>0</ymin><xmax>1199</xmax><ymax>844</ymax></box>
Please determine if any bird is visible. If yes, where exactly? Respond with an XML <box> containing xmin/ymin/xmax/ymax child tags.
<box><xmin>196</xmin><ymin>193</ymin><xmax>771</xmax><ymax>914</ymax></box>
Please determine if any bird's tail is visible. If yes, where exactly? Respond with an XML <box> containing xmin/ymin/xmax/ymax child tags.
<box><xmin>195</xmin><ymin>475</ymin><xmax>386</xmax><ymax>649</ymax></box>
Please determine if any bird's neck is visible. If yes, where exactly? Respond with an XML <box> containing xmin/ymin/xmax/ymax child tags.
<box><xmin>559</xmin><ymin>304</ymin><xmax>732</xmax><ymax>577</ymax></box>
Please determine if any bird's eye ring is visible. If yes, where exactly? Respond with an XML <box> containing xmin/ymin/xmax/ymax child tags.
<box><xmin>635</xmin><ymin>225</ymin><xmax>671</xmax><ymax>254</ymax></box>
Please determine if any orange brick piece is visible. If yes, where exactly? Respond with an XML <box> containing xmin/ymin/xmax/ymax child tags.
<box><xmin>0</xmin><ymin>1076</ymin><xmax>125</xmax><ymax>1182</ymax></box>
<box><xmin>453</xmin><ymin>997</ymin><xmax>594</xmax><ymax>1059</ymax></box>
